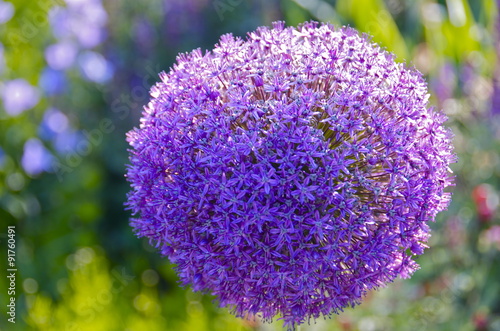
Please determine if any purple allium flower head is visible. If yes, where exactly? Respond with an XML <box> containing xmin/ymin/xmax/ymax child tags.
<box><xmin>126</xmin><ymin>22</ymin><xmax>455</xmax><ymax>329</ymax></box>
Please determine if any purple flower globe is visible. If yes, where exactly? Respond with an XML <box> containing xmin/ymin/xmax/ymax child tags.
<box><xmin>126</xmin><ymin>21</ymin><xmax>455</xmax><ymax>328</ymax></box>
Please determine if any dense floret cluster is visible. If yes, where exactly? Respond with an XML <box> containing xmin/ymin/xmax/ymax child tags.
<box><xmin>126</xmin><ymin>21</ymin><xmax>454</xmax><ymax>328</ymax></box>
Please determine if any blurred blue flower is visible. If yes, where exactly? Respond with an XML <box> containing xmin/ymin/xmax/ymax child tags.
<box><xmin>38</xmin><ymin>108</ymin><xmax>81</xmax><ymax>154</ymax></box>
<box><xmin>0</xmin><ymin>146</ymin><xmax>5</xmax><ymax>170</ymax></box>
<box><xmin>21</xmin><ymin>138</ymin><xmax>53</xmax><ymax>176</ymax></box>
<box><xmin>132</xmin><ymin>18</ymin><xmax>156</xmax><ymax>51</ymax></box>
<box><xmin>39</xmin><ymin>68</ymin><xmax>67</xmax><ymax>95</ymax></box>
<box><xmin>71</xmin><ymin>8</ymin><xmax>107</xmax><ymax>49</ymax></box>
<box><xmin>432</xmin><ymin>62</ymin><xmax>456</xmax><ymax>104</ymax></box>
<box><xmin>38</xmin><ymin>108</ymin><xmax>69</xmax><ymax>140</ymax></box>
<box><xmin>49</xmin><ymin>0</ymin><xmax>107</xmax><ymax>49</ymax></box>
<box><xmin>78</xmin><ymin>51</ymin><xmax>113</xmax><ymax>83</ymax></box>
<box><xmin>45</xmin><ymin>41</ymin><xmax>78</xmax><ymax>70</ymax></box>
<box><xmin>0</xmin><ymin>0</ymin><xmax>14</xmax><ymax>24</ymax></box>
<box><xmin>49</xmin><ymin>7</ymin><xmax>72</xmax><ymax>40</ymax></box>
<box><xmin>53</xmin><ymin>130</ymin><xmax>81</xmax><ymax>154</ymax></box>
<box><xmin>1</xmin><ymin>79</ymin><xmax>40</xmax><ymax>116</ymax></box>
<box><xmin>46</xmin><ymin>0</ymin><xmax>110</xmax><ymax>84</ymax></box>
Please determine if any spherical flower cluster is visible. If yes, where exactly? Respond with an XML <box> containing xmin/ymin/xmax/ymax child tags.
<box><xmin>126</xmin><ymin>21</ymin><xmax>455</xmax><ymax>329</ymax></box>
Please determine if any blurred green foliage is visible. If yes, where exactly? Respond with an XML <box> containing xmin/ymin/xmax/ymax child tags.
<box><xmin>0</xmin><ymin>0</ymin><xmax>499</xmax><ymax>330</ymax></box>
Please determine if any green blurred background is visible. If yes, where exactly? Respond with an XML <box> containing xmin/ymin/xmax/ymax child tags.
<box><xmin>1</xmin><ymin>0</ymin><xmax>499</xmax><ymax>330</ymax></box>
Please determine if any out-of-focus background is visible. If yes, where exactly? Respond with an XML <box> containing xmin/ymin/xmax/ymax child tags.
<box><xmin>0</xmin><ymin>0</ymin><xmax>499</xmax><ymax>330</ymax></box>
